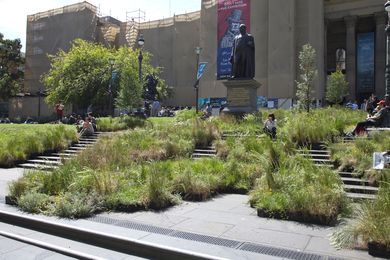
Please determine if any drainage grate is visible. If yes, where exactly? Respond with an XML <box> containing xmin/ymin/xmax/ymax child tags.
<box><xmin>171</xmin><ymin>231</ymin><xmax>241</xmax><ymax>248</ymax></box>
<box><xmin>115</xmin><ymin>220</ymin><xmax>174</xmax><ymax>235</ymax></box>
<box><xmin>89</xmin><ymin>216</ymin><xmax>344</xmax><ymax>260</ymax></box>
<box><xmin>88</xmin><ymin>215</ymin><xmax>121</xmax><ymax>225</ymax></box>
<box><xmin>239</xmin><ymin>243</ymin><xmax>339</xmax><ymax>260</ymax></box>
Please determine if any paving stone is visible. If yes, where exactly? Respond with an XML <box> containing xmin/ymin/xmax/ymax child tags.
<box><xmin>304</xmin><ymin>236</ymin><xmax>374</xmax><ymax>260</ymax></box>
<box><xmin>0</xmin><ymin>243</ymin><xmax>50</xmax><ymax>260</ymax></box>
<box><xmin>222</xmin><ymin>226</ymin><xmax>311</xmax><ymax>250</ymax></box>
<box><xmin>172</xmin><ymin>219</ymin><xmax>234</xmax><ymax>237</ymax></box>
<box><xmin>132</xmin><ymin>212</ymin><xmax>189</xmax><ymax>228</ymax></box>
<box><xmin>141</xmin><ymin>233</ymin><xmax>282</xmax><ymax>260</ymax></box>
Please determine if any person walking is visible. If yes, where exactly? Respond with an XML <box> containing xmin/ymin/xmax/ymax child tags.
<box><xmin>55</xmin><ymin>101</ymin><xmax>64</xmax><ymax>123</ymax></box>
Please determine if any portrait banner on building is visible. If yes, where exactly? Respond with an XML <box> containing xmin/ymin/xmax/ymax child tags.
<box><xmin>217</xmin><ymin>0</ymin><xmax>250</xmax><ymax>80</ymax></box>
<box><xmin>357</xmin><ymin>32</ymin><xmax>375</xmax><ymax>93</ymax></box>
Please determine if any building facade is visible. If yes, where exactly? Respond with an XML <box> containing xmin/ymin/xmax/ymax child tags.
<box><xmin>10</xmin><ymin>0</ymin><xmax>388</xmax><ymax>118</ymax></box>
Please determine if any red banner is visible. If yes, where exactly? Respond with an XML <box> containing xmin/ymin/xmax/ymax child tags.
<box><xmin>217</xmin><ymin>0</ymin><xmax>251</xmax><ymax>79</ymax></box>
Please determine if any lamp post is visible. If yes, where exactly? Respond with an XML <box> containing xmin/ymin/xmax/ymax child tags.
<box><xmin>138</xmin><ymin>34</ymin><xmax>145</xmax><ymax>82</ymax></box>
<box><xmin>385</xmin><ymin>1</ymin><xmax>390</xmax><ymax>105</ymax></box>
<box><xmin>195</xmin><ymin>46</ymin><xmax>202</xmax><ymax>113</ymax></box>
<box><xmin>109</xmin><ymin>58</ymin><xmax>115</xmax><ymax>117</ymax></box>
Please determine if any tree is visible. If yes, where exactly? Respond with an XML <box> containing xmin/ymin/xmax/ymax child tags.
<box><xmin>42</xmin><ymin>39</ymin><xmax>171</xmax><ymax>113</ymax></box>
<box><xmin>325</xmin><ymin>70</ymin><xmax>349</xmax><ymax>105</ymax></box>
<box><xmin>0</xmin><ymin>33</ymin><xmax>24</xmax><ymax>101</ymax></box>
<box><xmin>296</xmin><ymin>44</ymin><xmax>318</xmax><ymax>113</ymax></box>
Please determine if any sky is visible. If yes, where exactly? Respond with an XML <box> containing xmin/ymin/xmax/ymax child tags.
<box><xmin>0</xmin><ymin>0</ymin><xmax>201</xmax><ymax>52</ymax></box>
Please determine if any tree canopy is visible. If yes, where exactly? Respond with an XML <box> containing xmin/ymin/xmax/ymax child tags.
<box><xmin>0</xmin><ymin>33</ymin><xmax>24</xmax><ymax>101</ymax></box>
<box><xmin>296</xmin><ymin>44</ymin><xmax>318</xmax><ymax>113</ymax></box>
<box><xmin>326</xmin><ymin>69</ymin><xmax>349</xmax><ymax>105</ymax></box>
<box><xmin>42</xmin><ymin>39</ymin><xmax>171</xmax><ymax>113</ymax></box>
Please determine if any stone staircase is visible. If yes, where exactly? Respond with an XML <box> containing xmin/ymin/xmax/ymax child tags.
<box><xmin>18</xmin><ymin>132</ymin><xmax>103</xmax><ymax>171</ymax></box>
<box><xmin>192</xmin><ymin>146</ymin><xmax>217</xmax><ymax>160</ymax></box>
<box><xmin>297</xmin><ymin>147</ymin><xmax>378</xmax><ymax>200</ymax></box>
<box><xmin>221</xmin><ymin>130</ymin><xmax>263</xmax><ymax>140</ymax></box>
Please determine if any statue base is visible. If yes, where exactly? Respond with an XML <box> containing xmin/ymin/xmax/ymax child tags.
<box><xmin>221</xmin><ymin>79</ymin><xmax>261</xmax><ymax>117</ymax></box>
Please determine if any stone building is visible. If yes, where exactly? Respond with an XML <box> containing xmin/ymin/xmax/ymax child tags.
<box><xmin>10</xmin><ymin>0</ymin><xmax>389</xmax><ymax>118</ymax></box>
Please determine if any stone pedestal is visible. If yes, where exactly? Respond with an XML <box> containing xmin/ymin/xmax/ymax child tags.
<box><xmin>222</xmin><ymin>79</ymin><xmax>261</xmax><ymax>116</ymax></box>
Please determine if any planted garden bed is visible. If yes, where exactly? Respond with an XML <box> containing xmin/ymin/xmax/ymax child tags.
<box><xmin>368</xmin><ymin>242</ymin><xmax>390</xmax><ymax>258</ymax></box>
<box><xmin>256</xmin><ymin>208</ymin><xmax>338</xmax><ymax>226</ymax></box>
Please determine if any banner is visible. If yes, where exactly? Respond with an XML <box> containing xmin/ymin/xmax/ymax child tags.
<box><xmin>357</xmin><ymin>32</ymin><xmax>375</xmax><ymax>93</ymax></box>
<box><xmin>217</xmin><ymin>0</ymin><xmax>250</xmax><ymax>80</ymax></box>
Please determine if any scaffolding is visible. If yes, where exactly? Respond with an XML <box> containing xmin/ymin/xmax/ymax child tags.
<box><xmin>125</xmin><ymin>9</ymin><xmax>146</xmax><ymax>47</ymax></box>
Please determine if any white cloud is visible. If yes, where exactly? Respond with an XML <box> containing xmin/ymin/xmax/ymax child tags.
<box><xmin>0</xmin><ymin>0</ymin><xmax>200</xmax><ymax>51</ymax></box>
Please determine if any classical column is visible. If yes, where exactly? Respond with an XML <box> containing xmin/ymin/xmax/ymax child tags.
<box><xmin>375</xmin><ymin>12</ymin><xmax>387</xmax><ymax>98</ymax></box>
<box><xmin>344</xmin><ymin>16</ymin><xmax>357</xmax><ymax>100</ymax></box>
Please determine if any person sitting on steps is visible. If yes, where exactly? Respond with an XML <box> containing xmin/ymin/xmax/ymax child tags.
<box><xmin>263</xmin><ymin>113</ymin><xmax>277</xmax><ymax>140</ymax></box>
<box><xmin>79</xmin><ymin>117</ymin><xmax>94</xmax><ymax>137</ymax></box>
<box><xmin>348</xmin><ymin>102</ymin><xmax>390</xmax><ymax>136</ymax></box>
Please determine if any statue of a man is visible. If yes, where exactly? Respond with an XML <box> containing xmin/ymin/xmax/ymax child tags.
<box><xmin>230</xmin><ymin>24</ymin><xmax>255</xmax><ymax>79</ymax></box>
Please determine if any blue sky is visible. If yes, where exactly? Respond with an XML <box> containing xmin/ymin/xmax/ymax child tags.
<box><xmin>0</xmin><ymin>0</ymin><xmax>200</xmax><ymax>51</ymax></box>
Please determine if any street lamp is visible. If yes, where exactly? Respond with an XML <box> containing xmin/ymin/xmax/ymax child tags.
<box><xmin>138</xmin><ymin>34</ymin><xmax>145</xmax><ymax>82</ymax></box>
<box><xmin>194</xmin><ymin>46</ymin><xmax>202</xmax><ymax>113</ymax></box>
<box><xmin>385</xmin><ymin>1</ymin><xmax>390</xmax><ymax>105</ymax></box>
<box><xmin>109</xmin><ymin>58</ymin><xmax>115</xmax><ymax>116</ymax></box>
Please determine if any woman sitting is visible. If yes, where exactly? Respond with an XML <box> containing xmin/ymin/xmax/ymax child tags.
<box><xmin>263</xmin><ymin>113</ymin><xmax>277</xmax><ymax>140</ymax></box>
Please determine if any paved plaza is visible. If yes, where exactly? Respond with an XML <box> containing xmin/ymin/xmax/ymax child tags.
<box><xmin>0</xmin><ymin>167</ymin><xmax>380</xmax><ymax>259</ymax></box>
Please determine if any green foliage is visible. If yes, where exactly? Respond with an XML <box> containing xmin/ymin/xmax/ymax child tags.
<box><xmin>0</xmin><ymin>124</ymin><xmax>77</xmax><ymax>167</ymax></box>
<box><xmin>296</xmin><ymin>44</ymin><xmax>318</xmax><ymax>113</ymax></box>
<box><xmin>96</xmin><ymin>116</ymin><xmax>146</xmax><ymax>132</ymax></box>
<box><xmin>331</xmin><ymin>183</ymin><xmax>390</xmax><ymax>249</ymax></box>
<box><xmin>42</xmin><ymin>39</ymin><xmax>171</xmax><ymax>113</ymax></box>
<box><xmin>326</xmin><ymin>70</ymin><xmax>349</xmax><ymax>105</ymax></box>
<box><xmin>250</xmin><ymin>150</ymin><xmax>345</xmax><ymax>220</ymax></box>
<box><xmin>18</xmin><ymin>192</ymin><xmax>51</xmax><ymax>214</ymax></box>
<box><xmin>330</xmin><ymin>131</ymin><xmax>390</xmax><ymax>175</ymax></box>
<box><xmin>0</xmin><ymin>33</ymin><xmax>24</xmax><ymax>100</ymax></box>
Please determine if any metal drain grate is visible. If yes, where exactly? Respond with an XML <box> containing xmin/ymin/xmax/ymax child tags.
<box><xmin>89</xmin><ymin>216</ymin><xmax>344</xmax><ymax>260</ymax></box>
<box><xmin>239</xmin><ymin>243</ymin><xmax>338</xmax><ymax>260</ymax></box>
<box><xmin>171</xmin><ymin>231</ymin><xmax>241</xmax><ymax>248</ymax></box>
<box><xmin>115</xmin><ymin>220</ymin><xmax>174</xmax><ymax>235</ymax></box>
<box><xmin>88</xmin><ymin>215</ymin><xmax>121</xmax><ymax>225</ymax></box>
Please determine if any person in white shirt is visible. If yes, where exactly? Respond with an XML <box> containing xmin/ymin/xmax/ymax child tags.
<box><xmin>263</xmin><ymin>113</ymin><xmax>277</xmax><ymax>140</ymax></box>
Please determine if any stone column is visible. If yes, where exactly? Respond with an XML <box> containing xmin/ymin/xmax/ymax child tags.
<box><xmin>375</xmin><ymin>12</ymin><xmax>387</xmax><ymax>98</ymax></box>
<box><xmin>344</xmin><ymin>16</ymin><xmax>357</xmax><ymax>100</ymax></box>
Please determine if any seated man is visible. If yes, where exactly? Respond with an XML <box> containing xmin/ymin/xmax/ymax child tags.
<box><xmin>79</xmin><ymin>117</ymin><xmax>94</xmax><ymax>136</ymax></box>
<box><xmin>263</xmin><ymin>113</ymin><xmax>277</xmax><ymax>140</ymax></box>
<box><xmin>349</xmin><ymin>105</ymin><xmax>390</xmax><ymax>136</ymax></box>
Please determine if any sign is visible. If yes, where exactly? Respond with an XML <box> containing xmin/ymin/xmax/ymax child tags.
<box><xmin>197</xmin><ymin>62</ymin><xmax>208</xmax><ymax>80</ymax></box>
<box><xmin>111</xmin><ymin>70</ymin><xmax>118</xmax><ymax>81</ymax></box>
<box><xmin>217</xmin><ymin>0</ymin><xmax>250</xmax><ymax>80</ymax></box>
<box><xmin>357</xmin><ymin>32</ymin><xmax>375</xmax><ymax>93</ymax></box>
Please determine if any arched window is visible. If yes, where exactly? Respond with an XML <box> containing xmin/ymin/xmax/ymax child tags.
<box><xmin>336</xmin><ymin>48</ymin><xmax>346</xmax><ymax>70</ymax></box>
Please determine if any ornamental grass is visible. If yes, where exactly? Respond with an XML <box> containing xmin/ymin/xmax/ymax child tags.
<box><xmin>0</xmin><ymin>124</ymin><xmax>77</xmax><ymax>167</ymax></box>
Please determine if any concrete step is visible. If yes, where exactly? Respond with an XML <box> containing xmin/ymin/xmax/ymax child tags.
<box><xmin>299</xmin><ymin>153</ymin><xmax>331</xmax><ymax>158</ymax></box>
<box><xmin>78</xmin><ymin>141</ymin><xmax>96</xmax><ymax>144</ymax></box>
<box><xmin>68</xmin><ymin>147</ymin><xmax>88</xmax><ymax>151</ymax></box>
<box><xmin>344</xmin><ymin>184</ymin><xmax>379</xmax><ymax>194</ymax></box>
<box><xmin>310</xmin><ymin>158</ymin><xmax>333</xmax><ymax>164</ymax></box>
<box><xmin>341</xmin><ymin>177</ymin><xmax>371</xmax><ymax>186</ymax></box>
<box><xmin>192</xmin><ymin>153</ymin><xmax>216</xmax><ymax>157</ymax></box>
<box><xmin>73</xmin><ymin>143</ymin><xmax>94</xmax><ymax>147</ymax></box>
<box><xmin>26</xmin><ymin>160</ymin><xmax>62</xmax><ymax>165</ymax></box>
<box><xmin>19</xmin><ymin>163</ymin><xmax>58</xmax><ymax>170</ymax></box>
<box><xmin>37</xmin><ymin>156</ymin><xmax>64</xmax><ymax>161</ymax></box>
<box><xmin>339</xmin><ymin>172</ymin><xmax>358</xmax><ymax>178</ymax></box>
<box><xmin>297</xmin><ymin>149</ymin><xmax>330</xmax><ymax>154</ymax></box>
<box><xmin>315</xmin><ymin>164</ymin><xmax>333</xmax><ymax>168</ymax></box>
<box><xmin>346</xmin><ymin>192</ymin><xmax>377</xmax><ymax>200</ymax></box>
<box><xmin>62</xmin><ymin>150</ymin><xmax>79</xmax><ymax>154</ymax></box>
<box><xmin>193</xmin><ymin>149</ymin><xmax>217</xmax><ymax>154</ymax></box>
<box><xmin>52</xmin><ymin>153</ymin><xmax>77</xmax><ymax>157</ymax></box>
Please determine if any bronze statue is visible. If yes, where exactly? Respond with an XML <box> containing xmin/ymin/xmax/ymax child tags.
<box><xmin>230</xmin><ymin>24</ymin><xmax>255</xmax><ymax>79</ymax></box>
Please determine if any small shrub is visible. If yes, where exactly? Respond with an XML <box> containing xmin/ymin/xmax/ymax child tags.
<box><xmin>18</xmin><ymin>192</ymin><xmax>51</xmax><ymax>214</ymax></box>
<box><xmin>54</xmin><ymin>192</ymin><xmax>102</xmax><ymax>218</ymax></box>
